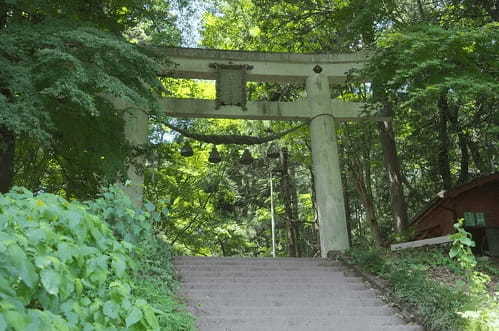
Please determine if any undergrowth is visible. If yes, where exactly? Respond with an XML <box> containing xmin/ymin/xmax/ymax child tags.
<box><xmin>346</xmin><ymin>221</ymin><xmax>499</xmax><ymax>331</ymax></box>
<box><xmin>0</xmin><ymin>186</ymin><xmax>195</xmax><ymax>330</ymax></box>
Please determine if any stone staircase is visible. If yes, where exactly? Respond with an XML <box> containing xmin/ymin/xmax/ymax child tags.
<box><xmin>174</xmin><ymin>256</ymin><xmax>423</xmax><ymax>331</ymax></box>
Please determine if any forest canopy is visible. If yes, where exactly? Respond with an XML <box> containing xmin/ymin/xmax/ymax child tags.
<box><xmin>1</xmin><ymin>0</ymin><xmax>498</xmax><ymax>255</ymax></box>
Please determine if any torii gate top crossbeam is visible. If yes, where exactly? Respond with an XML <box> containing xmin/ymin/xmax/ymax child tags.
<box><xmin>151</xmin><ymin>47</ymin><xmax>369</xmax><ymax>83</ymax></box>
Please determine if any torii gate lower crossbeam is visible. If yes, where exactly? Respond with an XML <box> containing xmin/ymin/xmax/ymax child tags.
<box><xmin>122</xmin><ymin>47</ymin><xmax>385</xmax><ymax>258</ymax></box>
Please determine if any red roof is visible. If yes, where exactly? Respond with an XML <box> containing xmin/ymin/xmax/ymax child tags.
<box><xmin>411</xmin><ymin>172</ymin><xmax>499</xmax><ymax>226</ymax></box>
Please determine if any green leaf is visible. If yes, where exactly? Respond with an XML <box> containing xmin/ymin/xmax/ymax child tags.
<box><xmin>35</xmin><ymin>256</ymin><xmax>52</xmax><ymax>269</ymax></box>
<box><xmin>449</xmin><ymin>247</ymin><xmax>459</xmax><ymax>258</ymax></box>
<box><xmin>125</xmin><ymin>307</ymin><xmax>142</xmax><ymax>328</ymax></box>
<box><xmin>103</xmin><ymin>301</ymin><xmax>119</xmax><ymax>320</ymax></box>
<box><xmin>26</xmin><ymin>228</ymin><xmax>47</xmax><ymax>244</ymax></box>
<box><xmin>0</xmin><ymin>313</ymin><xmax>7</xmax><ymax>331</ymax></box>
<box><xmin>144</xmin><ymin>202</ymin><xmax>155</xmax><ymax>212</ymax></box>
<box><xmin>0</xmin><ymin>276</ymin><xmax>15</xmax><ymax>297</ymax></box>
<box><xmin>57</xmin><ymin>243</ymin><xmax>75</xmax><ymax>262</ymax></box>
<box><xmin>142</xmin><ymin>305</ymin><xmax>159</xmax><ymax>329</ymax></box>
<box><xmin>111</xmin><ymin>256</ymin><xmax>127</xmax><ymax>277</ymax></box>
<box><xmin>7</xmin><ymin>244</ymin><xmax>38</xmax><ymax>288</ymax></box>
<box><xmin>75</xmin><ymin>279</ymin><xmax>83</xmax><ymax>296</ymax></box>
<box><xmin>459</xmin><ymin>237</ymin><xmax>475</xmax><ymax>247</ymax></box>
<box><xmin>3</xmin><ymin>310</ymin><xmax>28</xmax><ymax>331</ymax></box>
<box><xmin>41</xmin><ymin>269</ymin><xmax>61</xmax><ymax>296</ymax></box>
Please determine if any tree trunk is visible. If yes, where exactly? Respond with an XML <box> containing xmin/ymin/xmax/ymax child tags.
<box><xmin>218</xmin><ymin>238</ymin><xmax>227</xmax><ymax>257</ymax></box>
<box><xmin>446</xmin><ymin>102</ymin><xmax>470</xmax><ymax>184</ymax></box>
<box><xmin>289</xmin><ymin>166</ymin><xmax>302</xmax><ymax>257</ymax></box>
<box><xmin>377</xmin><ymin>101</ymin><xmax>409</xmax><ymax>233</ymax></box>
<box><xmin>349</xmin><ymin>159</ymin><xmax>383</xmax><ymax>247</ymax></box>
<box><xmin>456</xmin><ymin>133</ymin><xmax>470</xmax><ymax>184</ymax></box>
<box><xmin>437</xmin><ymin>94</ymin><xmax>453</xmax><ymax>190</ymax></box>
<box><xmin>279</xmin><ymin>148</ymin><xmax>299</xmax><ymax>257</ymax></box>
<box><xmin>0</xmin><ymin>126</ymin><xmax>15</xmax><ymax>194</ymax></box>
<box><xmin>342</xmin><ymin>172</ymin><xmax>353</xmax><ymax>247</ymax></box>
<box><xmin>308</xmin><ymin>165</ymin><xmax>320</xmax><ymax>256</ymax></box>
<box><xmin>468</xmin><ymin>140</ymin><xmax>487</xmax><ymax>174</ymax></box>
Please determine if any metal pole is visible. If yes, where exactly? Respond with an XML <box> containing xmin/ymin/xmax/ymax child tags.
<box><xmin>270</xmin><ymin>171</ymin><xmax>276</xmax><ymax>258</ymax></box>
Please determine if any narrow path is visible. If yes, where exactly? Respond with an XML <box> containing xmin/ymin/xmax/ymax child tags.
<box><xmin>174</xmin><ymin>256</ymin><xmax>423</xmax><ymax>331</ymax></box>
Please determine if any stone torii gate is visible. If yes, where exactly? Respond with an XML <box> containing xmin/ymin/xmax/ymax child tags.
<box><xmin>125</xmin><ymin>47</ymin><xmax>385</xmax><ymax>258</ymax></box>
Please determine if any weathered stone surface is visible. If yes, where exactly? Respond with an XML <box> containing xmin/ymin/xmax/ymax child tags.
<box><xmin>307</xmin><ymin>73</ymin><xmax>349</xmax><ymax>255</ymax></box>
<box><xmin>153</xmin><ymin>46</ymin><xmax>370</xmax><ymax>83</ymax></box>
<box><xmin>175</xmin><ymin>256</ymin><xmax>423</xmax><ymax>331</ymax></box>
<box><xmin>159</xmin><ymin>98</ymin><xmax>388</xmax><ymax>121</ymax></box>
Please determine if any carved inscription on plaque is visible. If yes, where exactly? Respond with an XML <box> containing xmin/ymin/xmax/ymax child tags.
<box><xmin>209</xmin><ymin>63</ymin><xmax>253</xmax><ymax>110</ymax></box>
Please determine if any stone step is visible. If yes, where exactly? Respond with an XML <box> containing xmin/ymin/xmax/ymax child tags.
<box><xmin>199</xmin><ymin>324</ymin><xmax>423</xmax><ymax>331</ymax></box>
<box><xmin>174</xmin><ymin>256</ymin><xmax>421</xmax><ymax>331</ymax></box>
<box><xmin>200</xmin><ymin>315</ymin><xmax>405</xmax><ymax>324</ymax></box>
<box><xmin>197</xmin><ymin>317</ymin><xmax>422</xmax><ymax>331</ymax></box>
<box><xmin>191</xmin><ymin>305</ymin><xmax>398</xmax><ymax>316</ymax></box>
<box><xmin>181</xmin><ymin>281</ymin><xmax>365</xmax><ymax>290</ymax></box>
<box><xmin>174</xmin><ymin>256</ymin><xmax>323</xmax><ymax>261</ymax></box>
<box><xmin>181</xmin><ymin>275</ymin><xmax>364</xmax><ymax>287</ymax></box>
<box><xmin>177</xmin><ymin>271</ymin><xmax>355</xmax><ymax>279</ymax></box>
<box><xmin>174</xmin><ymin>256</ymin><xmax>333</xmax><ymax>266</ymax></box>
<box><xmin>180</xmin><ymin>288</ymin><xmax>378</xmax><ymax>298</ymax></box>
<box><xmin>175</xmin><ymin>265</ymin><xmax>344</xmax><ymax>272</ymax></box>
<box><xmin>188</xmin><ymin>296</ymin><xmax>384</xmax><ymax>307</ymax></box>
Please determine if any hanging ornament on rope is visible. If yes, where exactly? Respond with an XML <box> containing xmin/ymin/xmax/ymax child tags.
<box><xmin>240</xmin><ymin>149</ymin><xmax>254</xmax><ymax>165</ymax></box>
<box><xmin>266</xmin><ymin>142</ymin><xmax>280</xmax><ymax>159</ymax></box>
<box><xmin>208</xmin><ymin>145</ymin><xmax>222</xmax><ymax>164</ymax></box>
<box><xmin>180</xmin><ymin>142</ymin><xmax>194</xmax><ymax>157</ymax></box>
<box><xmin>163</xmin><ymin>121</ymin><xmax>306</xmax><ymax>145</ymax></box>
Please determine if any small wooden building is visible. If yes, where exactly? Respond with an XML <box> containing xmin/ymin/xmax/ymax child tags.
<box><xmin>410</xmin><ymin>173</ymin><xmax>499</xmax><ymax>255</ymax></box>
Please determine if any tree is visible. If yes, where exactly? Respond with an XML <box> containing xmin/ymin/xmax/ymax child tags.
<box><xmin>199</xmin><ymin>0</ymin><xmax>498</xmax><ymax>246</ymax></box>
<box><xmin>0</xmin><ymin>0</ymin><xmax>180</xmax><ymax>197</ymax></box>
<box><xmin>365</xmin><ymin>23</ymin><xmax>499</xmax><ymax>189</ymax></box>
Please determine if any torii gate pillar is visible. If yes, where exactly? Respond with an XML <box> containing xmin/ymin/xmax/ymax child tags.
<box><xmin>307</xmin><ymin>73</ymin><xmax>349</xmax><ymax>255</ymax></box>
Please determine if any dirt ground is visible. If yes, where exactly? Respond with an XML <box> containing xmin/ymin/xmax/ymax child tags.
<box><xmin>426</xmin><ymin>256</ymin><xmax>499</xmax><ymax>296</ymax></box>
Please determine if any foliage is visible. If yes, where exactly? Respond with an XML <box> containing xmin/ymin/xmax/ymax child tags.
<box><xmin>366</xmin><ymin>23</ymin><xmax>499</xmax><ymax>112</ymax></box>
<box><xmin>87</xmin><ymin>186</ymin><xmax>195</xmax><ymax>330</ymax></box>
<box><xmin>0</xmin><ymin>187</ymin><xmax>194</xmax><ymax>330</ymax></box>
<box><xmin>198</xmin><ymin>0</ymin><xmax>499</xmax><ymax>252</ymax></box>
<box><xmin>0</xmin><ymin>19</ymin><xmax>169</xmax><ymax>197</ymax></box>
<box><xmin>449</xmin><ymin>220</ymin><xmax>498</xmax><ymax>330</ymax></box>
<box><xmin>450</xmin><ymin>219</ymin><xmax>477</xmax><ymax>271</ymax></box>
<box><xmin>0</xmin><ymin>0</ymin><xmax>183</xmax><ymax>198</ymax></box>
<box><xmin>1</xmin><ymin>0</ymin><xmax>179</xmax><ymax>36</ymax></box>
<box><xmin>347</xmin><ymin>237</ymin><xmax>498</xmax><ymax>330</ymax></box>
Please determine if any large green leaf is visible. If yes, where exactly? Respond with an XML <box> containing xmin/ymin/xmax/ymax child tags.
<box><xmin>3</xmin><ymin>310</ymin><xmax>29</xmax><ymax>331</ymax></box>
<box><xmin>0</xmin><ymin>313</ymin><xmax>7</xmax><ymax>331</ymax></box>
<box><xmin>458</xmin><ymin>237</ymin><xmax>475</xmax><ymax>247</ymax></box>
<box><xmin>103</xmin><ymin>301</ymin><xmax>119</xmax><ymax>320</ymax></box>
<box><xmin>6</xmin><ymin>244</ymin><xmax>38</xmax><ymax>288</ymax></box>
<box><xmin>141</xmin><ymin>304</ymin><xmax>160</xmax><ymax>329</ymax></box>
<box><xmin>111</xmin><ymin>256</ymin><xmax>127</xmax><ymax>277</ymax></box>
<box><xmin>41</xmin><ymin>269</ymin><xmax>61</xmax><ymax>296</ymax></box>
<box><xmin>0</xmin><ymin>276</ymin><xmax>15</xmax><ymax>297</ymax></box>
<box><xmin>125</xmin><ymin>307</ymin><xmax>142</xmax><ymax>328</ymax></box>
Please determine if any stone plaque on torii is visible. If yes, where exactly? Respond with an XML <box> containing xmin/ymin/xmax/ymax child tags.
<box><xmin>123</xmin><ymin>47</ymin><xmax>387</xmax><ymax>257</ymax></box>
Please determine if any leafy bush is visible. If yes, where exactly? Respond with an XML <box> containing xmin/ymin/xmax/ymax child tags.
<box><xmin>86</xmin><ymin>186</ymin><xmax>194</xmax><ymax>330</ymax></box>
<box><xmin>449</xmin><ymin>220</ymin><xmax>498</xmax><ymax>330</ymax></box>
<box><xmin>346</xmin><ymin>231</ymin><xmax>499</xmax><ymax>331</ymax></box>
<box><xmin>0</xmin><ymin>187</ymin><xmax>194</xmax><ymax>330</ymax></box>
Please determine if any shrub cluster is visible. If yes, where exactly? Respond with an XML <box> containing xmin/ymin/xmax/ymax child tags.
<box><xmin>346</xmin><ymin>229</ymin><xmax>498</xmax><ymax>331</ymax></box>
<box><xmin>0</xmin><ymin>187</ymin><xmax>194</xmax><ymax>330</ymax></box>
